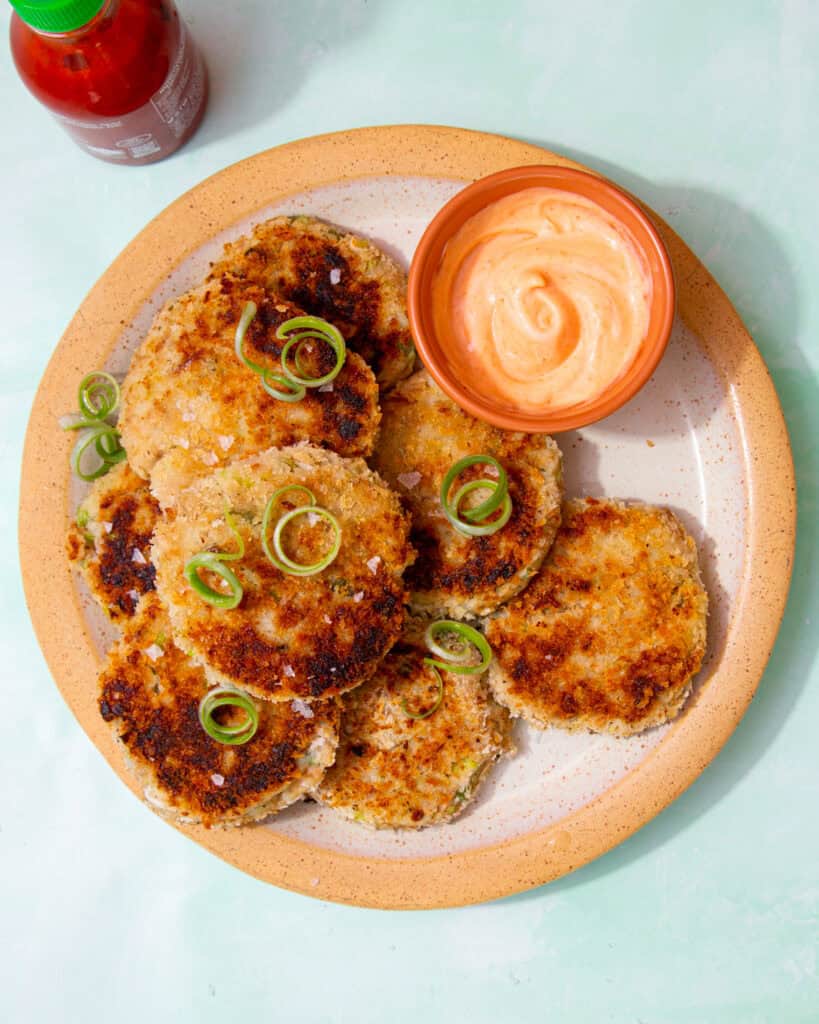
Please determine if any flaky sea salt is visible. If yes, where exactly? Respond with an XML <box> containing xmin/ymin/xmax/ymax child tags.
<box><xmin>283</xmin><ymin>664</ymin><xmax>296</xmax><ymax>678</ymax></box>
<box><xmin>102</xmin><ymin>522</ymin><xmax>113</xmax><ymax>534</ymax></box>
<box><xmin>143</xmin><ymin>644</ymin><xmax>164</xmax><ymax>662</ymax></box>
<box><xmin>131</xmin><ymin>548</ymin><xmax>147</xmax><ymax>565</ymax></box>
<box><xmin>353</xmin><ymin>591</ymin><xmax>364</xmax><ymax>603</ymax></box>
<box><xmin>218</xmin><ymin>435</ymin><xmax>234</xmax><ymax>451</ymax></box>
<box><xmin>397</xmin><ymin>471</ymin><xmax>421</xmax><ymax>489</ymax></box>
<box><xmin>329</xmin><ymin>268</ymin><xmax>342</xmax><ymax>285</ymax></box>
<box><xmin>211</xmin><ymin>773</ymin><xmax>225</xmax><ymax>787</ymax></box>
<box><xmin>291</xmin><ymin>699</ymin><xmax>314</xmax><ymax>719</ymax></box>
<box><xmin>366</xmin><ymin>556</ymin><xmax>381</xmax><ymax>575</ymax></box>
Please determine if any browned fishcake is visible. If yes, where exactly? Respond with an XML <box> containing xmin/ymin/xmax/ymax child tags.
<box><xmin>151</xmin><ymin>445</ymin><xmax>415</xmax><ymax>702</ymax></box>
<box><xmin>370</xmin><ymin>370</ymin><xmax>563</xmax><ymax>619</ymax></box>
<box><xmin>207</xmin><ymin>215</ymin><xmax>415</xmax><ymax>388</ymax></box>
<box><xmin>315</xmin><ymin>626</ymin><xmax>513</xmax><ymax>829</ymax></box>
<box><xmin>66</xmin><ymin>462</ymin><xmax>159</xmax><ymax>622</ymax></box>
<box><xmin>118</xmin><ymin>273</ymin><xmax>380</xmax><ymax>502</ymax></box>
<box><xmin>98</xmin><ymin>594</ymin><xmax>341</xmax><ymax>828</ymax></box>
<box><xmin>485</xmin><ymin>498</ymin><xmax>708</xmax><ymax>736</ymax></box>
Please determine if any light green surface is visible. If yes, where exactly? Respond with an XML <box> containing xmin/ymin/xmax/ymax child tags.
<box><xmin>1</xmin><ymin>2</ymin><xmax>817</xmax><ymax>1021</ymax></box>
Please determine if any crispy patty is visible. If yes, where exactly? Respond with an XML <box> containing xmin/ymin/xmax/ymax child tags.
<box><xmin>370</xmin><ymin>371</ymin><xmax>563</xmax><ymax>619</ymax></box>
<box><xmin>208</xmin><ymin>215</ymin><xmax>415</xmax><ymax>389</ymax></box>
<box><xmin>118</xmin><ymin>274</ymin><xmax>380</xmax><ymax>491</ymax></box>
<box><xmin>485</xmin><ymin>498</ymin><xmax>708</xmax><ymax>736</ymax></box>
<box><xmin>98</xmin><ymin>595</ymin><xmax>340</xmax><ymax>828</ymax></box>
<box><xmin>315</xmin><ymin>627</ymin><xmax>513</xmax><ymax>829</ymax></box>
<box><xmin>66</xmin><ymin>462</ymin><xmax>159</xmax><ymax>622</ymax></box>
<box><xmin>151</xmin><ymin>445</ymin><xmax>415</xmax><ymax>702</ymax></box>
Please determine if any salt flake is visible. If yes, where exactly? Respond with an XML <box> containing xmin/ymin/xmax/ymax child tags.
<box><xmin>329</xmin><ymin>268</ymin><xmax>342</xmax><ymax>285</ymax></box>
<box><xmin>131</xmin><ymin>548</ymin><xmax>147</xmax><ymax>565</ymax></box>
<box><xmin>283</xmin><ymin>664</ymin><xmax>296</xmax><ymax>678</ymax></box>
<box><xmin>211</xmin><ymin>773</ymin><xmax>225</xmax><ymax>787</ymax></box>
<box><xmin>291</xmin><ymin>699</ymin><xmax>314</xmax><ymax>719</ymax></box>
<box><xmin>366</xmin><ymin>556</ymin><xmax>381</xmax><ymax>575</ymax></box>
<box><xmin>397</xmin><ymin>471</ymin><xmax>421</xmax><ymax>489</ymax></box>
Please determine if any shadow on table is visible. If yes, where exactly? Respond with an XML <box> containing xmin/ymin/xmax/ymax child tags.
<box><xmin>185</xmin><ymin>1</ymin><xmax>384</xmax><ymax>148</ymax></box>
<box><xmin>502</xmin><ymin>141</ymin><xmax>819</xmax><ymax>904</ymax></box>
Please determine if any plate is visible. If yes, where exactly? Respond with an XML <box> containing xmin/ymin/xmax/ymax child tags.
<box><xmin>20</xmin><ymin>126</ymin><xmax>795</xmax><ymax>908</ymax></box>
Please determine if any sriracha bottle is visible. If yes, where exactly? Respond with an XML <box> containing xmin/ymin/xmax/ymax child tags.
<box><xmin>9</xmin><ymin>0</ymin><xmax>208</xmax><ymax>165</ymax></box>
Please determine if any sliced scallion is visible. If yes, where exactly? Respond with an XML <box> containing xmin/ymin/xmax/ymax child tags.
<box><xmin>401</xmin><ymin>664</ymin><xmax>444</xmax><ymax>720</ymax></box>
<box><xmin>184</xmin><ymin>510</ymin><xmax>245</xmax><ymax>609</ymax></box>
<box><xmin>261</xmin><ymin>485</ymin><xmax>341</xmax><ymax>576</ymax></box>
<box><xmin>234</xmin><ymin>303</ymin><xmax>345</xmax><ymax>401</ymax></box>
<box><xmin>440</xmin><ymin>454</ymin><xmax>512</xmax><ymax>537</ymax></box>
<box><xmin>423</xmin><ymin>620</ymin><xmax>492</xmax><ymax>676</ymax></box>
<box><xmin>199</xmin><ymin>687</ymin><xmax>259</xmax><ymax>745</ymax></box>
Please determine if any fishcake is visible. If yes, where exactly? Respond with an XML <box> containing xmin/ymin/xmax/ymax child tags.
<box><xmin>118</xmin><ymin>274</ymin><xmax>381</xmax><ymax>491</ymax></box>
<box><xmin>485</xmin><ymin>498</ymin><xmax>708</xmax><ymax>736</ymax></box>
<box><xmin>315</xmin><ymin>630</ymin><xmax>513</xmax><ymax>829</ymax></box>
<box><xmin>98</xmin><ymin>595</ymin><xmax>340</xmax><ymax>828</ymax></box>
<box><xmin>66</xmin><ymin>462</ymin><xmax>159</xmax><ymax>622</ymax></box>
<box><xmin>208</xmin><ymin>215</ymin><xmax>415</xmax><ymax>388</ymax></box>
<box><xmin>370</xmin><ymin>371</ymin><xmax>563</xmax><ymax>619</ymax></box>
<box><xmin>151</xmin><ymin>445</ymin><xmax>415</xmax><ymax>702</ymax></box>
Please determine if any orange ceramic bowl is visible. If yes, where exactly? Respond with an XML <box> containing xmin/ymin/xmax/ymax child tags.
<box><xmin>407</xmin><ymin>165</ymin><xmax>676</xmax><ymax>433</ymax></box>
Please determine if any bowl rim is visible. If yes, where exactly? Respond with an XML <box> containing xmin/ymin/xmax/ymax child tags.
<box><xmin>407</xmin><ymin>163</ymin><xmax>677</xmax><ymax>433</ymax></box>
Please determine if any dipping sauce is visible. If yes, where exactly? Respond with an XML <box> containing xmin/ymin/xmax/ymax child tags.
<box><xmin>431</xmin><ymin>187</ymin><xmax>652</xmax><ymax>414</ymax></box>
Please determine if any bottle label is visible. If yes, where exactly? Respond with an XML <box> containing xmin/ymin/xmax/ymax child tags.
<box><xmin>52</xmin><ymin>20</ymin><xmax>206</xmax><ymax>164</ymax></box>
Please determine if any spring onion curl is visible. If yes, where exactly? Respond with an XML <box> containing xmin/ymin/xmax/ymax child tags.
<box><xmin>401</xmin><ymin>664</ymin><xmax>444</xmax><ymax>720</ymax></box>
<box><xmin>261</xmin><ymin>485</ymin><xmax>341</xmax><ymax>577</ymax></box>
<box><xmin>234</xmin><ymin>303</ymin><xmax>346</xmax><ymax>401</ymax></box>
<box><xmin>62</xmin><ymin>371</ymin><xmax>125</xmax><ymax>481</ymax></box>
<box><xmin>199</xmin><ymin>687</ymin><xmax>259</xmax><ymax>745</ymax></box>
<box><xmin>423</xmin><ymin>620</ymin><xmax>492</xmax><ymax>676</ymax></box>
<box><xmin>184</xmin><ymin>510</ymin><xmax>245</xmax><ymax>609</ymax></box>
<box><xmin>440</xmin><ymin>454</ymin><xmax>512</xmax><ymax>537</ymax></box>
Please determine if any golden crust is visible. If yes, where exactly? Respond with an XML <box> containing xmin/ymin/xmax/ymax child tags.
<box><xmin>208</xmin><ymin>215</ymin><xmax>415</xmax><ymax>388</ymax></box>
<box><xmin>370</xmin><ymin>371</ymin><xmax>563</xmax><ymax>618</ymax></box>
<box><xmin>151</xmin><ymin>444</ymin><xmax>415</xmax><ymax>702</ymax></box>
<box><xmin>66</xmin><ymin>462</ymin><xmax>159</xmax><ymax>622</ymax></box>
<box><xmin>485</xmin><ymin>498</ymin><xmax>708</xmax><ymax>736</ymax></box>
<box><xmin>98</xmin><ymin>595</ymin><xmax>341</xmax><ymax>828</ymax></box>
<box><xmin>315</xmin><ymin>625</ymin><xmax>514</xmax><ymax>829</ymax></box>
<box><xmin>118</xmin><ymin>274</ymin><xmax>381</xmax><ymax>488</ymax></box>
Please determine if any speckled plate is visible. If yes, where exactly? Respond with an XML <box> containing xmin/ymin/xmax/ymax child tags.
<box><xmin>19</xmin><ymin>126</ymin><xmax>795</xmax><ymax>909</ymax></box>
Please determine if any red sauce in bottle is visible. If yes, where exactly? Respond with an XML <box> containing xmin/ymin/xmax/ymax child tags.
<box><xmin>10</xmin><ymin>0</ymin><xmax>208</xmax><ymax>165</ymax></box>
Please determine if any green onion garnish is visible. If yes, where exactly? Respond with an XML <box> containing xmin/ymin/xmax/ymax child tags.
<box><xmin>275</xmin><ymin>315</ymin><xmax>346</xmax><ymax>388</ymax></box>
<box><xmin>62</xmin><ymin>371</ymin><xmax>125</xmax><ymax>481</ymax></box>
<box><xmin>199</xmin><ymin>687</ymin><xmax>259</xmax><ymax>745</ymax></box>
<box><xmin>423</xmin><ymin>620</ymin><xmax>492</xmax><ymax>676</ymax></box>
<box><xmin>235</xmin><ymin>303</ymin><xmax>346</xmax><ymax>402</ymax></box>
<box><xmin>184</xmin><ymin>510</ymin><xmax>245</xmax><ymax>609</ymax></box>
<box><xmin>78</xmin><ymin>371</ymin><xmax>120</xmax><ymax>420</ymax></box>
<box><xmin>69</xmin><ymin>422</ymin><xmax>126</xmax><ymax>481</ymax></box>
<box><xmin>401</xmin><ymin>664</ymin><xmax>444</xmax><ymax>720</ymax></box>
<box><xmin>440</xmin><ymin>454</ymin><xmax>512</xmax><ymax>537</ymax></box>
<box><xmin>261</xmin><ymin>485</ymin><xmax>341</xmax><ymax>577</ymax></box>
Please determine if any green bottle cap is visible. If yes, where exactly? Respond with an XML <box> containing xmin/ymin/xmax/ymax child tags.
<box><xmin>9</xmin><ymin>0</ymin><xmax>106</xmax><ymax>33</ymax></box>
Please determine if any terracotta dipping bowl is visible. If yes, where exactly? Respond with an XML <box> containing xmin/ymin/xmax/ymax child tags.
<box><xmin>407</xmin><ymin>165</ymin><xmax>676</xmax><ymax>433</ymax></box>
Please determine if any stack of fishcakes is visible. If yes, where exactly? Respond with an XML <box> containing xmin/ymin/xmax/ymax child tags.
<box><xmin>68</xmin><ymin>214</ymin><xmax>708</xmax><ymax>833</ymax></box>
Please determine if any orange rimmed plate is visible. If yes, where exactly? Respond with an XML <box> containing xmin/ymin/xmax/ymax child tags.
<box><xmin>19</xmin><ymin>126</ymin><xmax>795</xmax><ymax>909</ymax></box>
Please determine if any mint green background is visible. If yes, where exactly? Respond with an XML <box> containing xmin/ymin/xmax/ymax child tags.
<box><xmin>2</xmin><ymin>2</ymin><xmax>817</xmax><ymax>1021</ymax></box>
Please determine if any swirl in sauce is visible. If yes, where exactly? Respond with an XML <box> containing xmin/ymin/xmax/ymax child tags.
<box><xmin>431</xmin><ymin>187</ymin><xmax>652</xmax><ymax>413</ymax></box>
